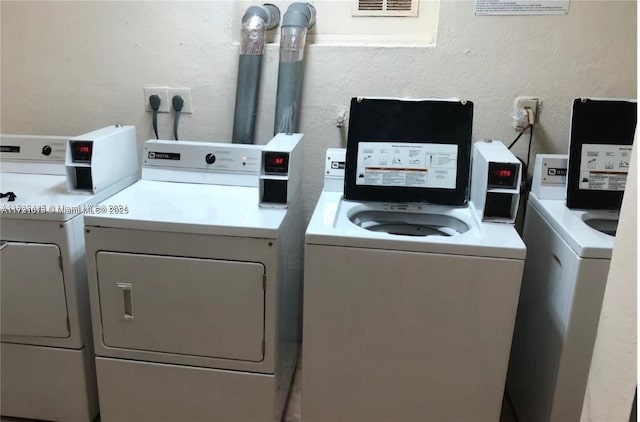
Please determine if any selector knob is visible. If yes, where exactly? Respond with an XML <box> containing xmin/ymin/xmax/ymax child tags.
<box><xmin>205</xmin><ymin>153</ymin><xmax>216</xmax><ymax>165</ymax></box>
<box><xmin>41</xmin><ymin>145</ymin><xmax>52</xmax><ymax>156</ymax></box>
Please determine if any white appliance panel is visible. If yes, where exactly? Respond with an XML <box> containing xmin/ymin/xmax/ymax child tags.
<box><xmin>507</xmin><ymin>203</ymin><xmax>610</xmax><ymax>422</ymax></box>
<box><xmin>1</xmin><ymin>343</ymin><xmax>96</xmax><ymax>421</ymax></box>
<box><xmin>302</xmin><ymin>244</ymin><xmax>523</xmax><ymax>422</ymax></box>
<box><xmin>96</xmin><ymin>357</ymin><xmax>276</xmax><ymax>422</ymax></box>
<box><xmin>97</xmin><ymin>252</ymin><xmax>265</xmax><ymax>361</ymax></box>
<box><xmin>0</xmin><ymin>242</ymin><xmax>69</xmax><ymax>338</ymax></box>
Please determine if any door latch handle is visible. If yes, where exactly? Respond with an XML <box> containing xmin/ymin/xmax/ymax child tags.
<box><xmin>116</xmin><ymin>283</ymin><xmax>134</xmax><ymax>321</ymax></box>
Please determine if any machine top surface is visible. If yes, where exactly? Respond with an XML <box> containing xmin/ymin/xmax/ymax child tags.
<box><xmin>305</xmin><ymin>191</ymin><xmax>525</xmax><ymax>260</ymax></box>
<box><xmin>83</xmin><ymin>179</ymin><xmax>287</xmax><ymax>238</ymax></box>
<box><xmin>528</xmin><ymin>192</ymin><xmax>617</xmax><ymax>259</ymax></box>
<box><xmin>0</xmin><ymin>172</ymin><xmax>109</xmax><ymax>222</ymax></box>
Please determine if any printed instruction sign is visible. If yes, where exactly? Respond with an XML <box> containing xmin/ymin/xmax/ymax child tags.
<box><xmin>355</xmin><ymin>142</ymin><xmax>458</xmax><ymax>189</ymax></box>
<box><xmin>475</xmin><ymin>0</ymin><xmax>569</xmax><ymax>16</ymax></box>
<box><xmin>579</xmin><ymin>144</ymin><xmax>632</xmax><ymax>191</ymax></box>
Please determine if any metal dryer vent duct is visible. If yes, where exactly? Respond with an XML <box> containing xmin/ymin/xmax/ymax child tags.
<box><xmin>274</xmin><ymin>2</ymin><xmax>316</xmax><ymax>135</ymax></box>
<box><xmin>232</xmin><ymin>4</ymin><xmax>280</xmax><ymax>144</ymax></box>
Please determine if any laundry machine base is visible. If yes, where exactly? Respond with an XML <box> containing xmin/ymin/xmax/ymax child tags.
<box><xmin>96</xmin><ymin>357</ymin><xmax>288</xmax><ymax>422</ymax></box>
<box><xmin>0</xmin><ymin>342</ymin><xmax>98</xmax><ymax>421</ymax></box>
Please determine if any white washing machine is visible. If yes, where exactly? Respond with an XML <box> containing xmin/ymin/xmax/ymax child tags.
<box><xmin>301</xmin><ymin>98</ymin><xmax>527</xmax><ymax>422</ymax></box>
<box><xmin>0</xmin><ymin>125</ymin><xmax>138</xmax><ymax>421</ymax></box>
<box><xmin>506</xmin><ymin>155</ymin><xmax>618</xmax><ymax>422</ymax></box>
<box><xmin>84</xmin><ymin>134</ymin><xmax>303</xmax><ymax>422</ymax></box>
<box><xmin>506</xmin><ymin>97</ymin><xmax>636</xmax><ymax>422</ymax></box>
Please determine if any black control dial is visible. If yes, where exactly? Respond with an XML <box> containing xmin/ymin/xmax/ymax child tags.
<box><xmin>41</xmin><ymin>145</ymin><xmax>52</xmax><ymax>156</ymax></box>
<box><xmin>205</xmin><ymin>153</ymin><xmax>216</xmax><ymax>164</ymax></box>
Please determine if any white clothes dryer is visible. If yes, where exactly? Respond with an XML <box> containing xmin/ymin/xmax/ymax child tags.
<box><xmin>84</xmin><ymin>135</ymin><xmax>303</xmax><ymax>422</ymax></box>
<box><xmin>0</xmin><ymin>125</ymin><xmax>138</xmax><ymax>421</ymax></box>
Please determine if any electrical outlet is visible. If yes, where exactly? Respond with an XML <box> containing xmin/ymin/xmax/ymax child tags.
<box><xmin>514</xmin><ymin>96</ymin><xmax>539</xmax><ymax>125</ymax></box>
<box><xmin>143</xmin><ymin>86</ymin><xmax>170</xmax><ymax>112</ymax></box>
<box><xmin>168</xmin><ymin>87</ymin><xmax>193</xmax><ymax>114</ymax></box>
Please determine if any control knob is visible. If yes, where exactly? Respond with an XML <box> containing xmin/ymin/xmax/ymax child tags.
<box><xmin>205</xmin><ymin>153</ymin><xmax>216</xmax><ymax>164</ymax></box>
<box><xmin>41</xmin><ymin>145</ymin><xmax>52</xmax><ymax>156</ymax></box>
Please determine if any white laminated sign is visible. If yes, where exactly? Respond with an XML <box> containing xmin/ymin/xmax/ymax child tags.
<box><xmin>355</xmin><ymin>142</ymin><xmax>458</xmax><ymax>189</ymax></box>
<box><xmin>579</xmin><ymin>144</ymin><xmax>632</xmax><ymax>191</ymax></box>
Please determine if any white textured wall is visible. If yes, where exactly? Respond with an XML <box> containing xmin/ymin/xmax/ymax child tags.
<box><xmin>581</xmin><ymin>143</ymin><xmax>637</xmax><ymax>422</ymax></box>
<box><xmin>0</xmin><ymin>0</ymin><xmax>637</xmax><ymax>417</ymax></box>
<box><xmin>1</xmin><ymin>0</ymin><xmax>636</xmax><ymax>218</ymax></box>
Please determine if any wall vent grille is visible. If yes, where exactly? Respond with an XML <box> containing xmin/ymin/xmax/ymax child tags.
<box><xmin>353</xmin><ymin>0</ymin><xmax>418</xmax><ymax>16</ymax></box>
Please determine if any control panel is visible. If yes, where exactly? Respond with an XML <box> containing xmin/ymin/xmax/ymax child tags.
<box><xmin>470</xmin><ymin>140</ymin><xmax>522</xmax><ymax>223</ymax></box>
<box><xmin>324</xmin><ymin>148</ymin><xmax>346</xmax><ymax>192</ymax></box>
<box><xmin>143</xmin><ymin>140</ymin><xmax>261</xmax><ymax>173</ymax></box>
<box><xmin>0</xmin><ymin>135</ymin><xmax>68</xmax><ymax>162</ymax></box>
<box><xmin>0</xmin><ymin>134</ymin><xmax>69</xmax><ymax>176</ymax></box>
<box><xmin>259</xmin><ymin>133</ymin><xmax>303</xmax><ymax>208</ymax></box>
<box><xmin>531</xmin><ymin>154</ymin><xmax>568</xmax><ymax>200</ymax></box>
<box><xmin>65</xmin><ymin>125</ymin><xmax>138</xmax><ymax>193</ymax></box>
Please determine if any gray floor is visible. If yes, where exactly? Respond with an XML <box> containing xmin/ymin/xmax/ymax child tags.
<box><xmin>2</xmin><ymin>363</ymin><xmax>518</xmax><ymax>422</ymax></box>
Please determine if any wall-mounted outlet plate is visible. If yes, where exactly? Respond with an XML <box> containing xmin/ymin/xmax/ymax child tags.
<box><xmin>514</xmin><ymin>96</ymin><xmax>539</xmax><ymax>123</ymax></box>
<box><xmin>143</xmin><ymin>86</ymin><xmax>170</xmax><ymax>113</ymax></box>
<box><xmin>168</xmin><ymin>87</ymin><xmax>193</xmax><ymax>114</ymax></box>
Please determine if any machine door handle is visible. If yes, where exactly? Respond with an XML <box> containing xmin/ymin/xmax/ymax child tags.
<box><xmin>117</xmin><ymin>283</ymin><xmax>134</xmax><ymax>321</ymax></box>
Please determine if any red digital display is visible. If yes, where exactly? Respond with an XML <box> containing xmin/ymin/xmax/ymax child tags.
<box><xmin>71</xmin><ymin>141</ymin><xmax>93</xmax><ymax>162</ymax></box>
<box><xmin>488</xmin><ymin>162</ymin><xmax>518</xmax><ymax>188</ymax></box>
<box><xmin>494</xmin><ymin>169</ymin><xmax>512</xmax><ymax>178</ymax></box>
<box><xmin>268</xmin><ymin>157</ymin><xmax>285</xmax><ymax>165</ymax></box>
<box><xmin>264</xmin><ymin>152</ymin><xmax>288</xmax><ymax>174</ymax></box>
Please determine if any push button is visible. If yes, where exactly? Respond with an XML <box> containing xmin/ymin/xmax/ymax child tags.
<box><xmin>42</xmin><ymin>145</ymin><xmax>52</xmax><ymax>156</ymax></box>
<box><xmin>205</xmin><ymin>154</ymin><xmax>216</xmax><ymax>164</ymax></box>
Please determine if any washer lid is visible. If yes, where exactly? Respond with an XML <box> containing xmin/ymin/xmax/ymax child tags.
<box><xmin>0</xmin><ymin>172</ymin><xmax>94</xmax><ymax>221</ymax></box>
<box><xmin>305</xmin><ymin>192</ymin><xmax>526</xmax><ymax>260</ymax></box>
<box><xmin>84</xmin><ymin>180</ymin><xmax>287</xmax><ymax>238</ymax></box>
<box><xmin>344</xmin><ymin>98</ymin><xmax>473</xmax><ymax>206</ymax></box>
<box><xmin>566</xmin><ymin>98</ymin><xmax>636</xmax><ymax>210</ymax></box>
<box><xmin>528</xmin><ymin>192</ymin><xmax>616</xmax><ymax>259</ymax></box>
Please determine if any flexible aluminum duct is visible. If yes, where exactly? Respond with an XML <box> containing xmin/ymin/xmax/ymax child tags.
<box><xmin>232</xmin><ymin>4</ymin><xmax>280</xmax><ymax>144</ymax></box>
<box><xmin>274</xmin><ymin>3</ymin><xmax>316</xmax><ymax>135</ymax></box>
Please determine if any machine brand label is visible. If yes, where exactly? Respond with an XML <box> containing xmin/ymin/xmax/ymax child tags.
<box><xmin>148</xmin><ymin>151</ymin><xmax>181</xmax><ymax>160</ymax></box>
<box><xmin>331</xmin><ymin>161</ymin><xmax>346</xmax><ymax>170</ymax></box>
<box><xmin>0</xmin><ymin>146</ymin><xmax>20</xmax><ymax>153</ymax></box>
<box><xmin>547</xmin><ymin>168</ymin><xmax>567</xmax><ymax>176</ymax></box>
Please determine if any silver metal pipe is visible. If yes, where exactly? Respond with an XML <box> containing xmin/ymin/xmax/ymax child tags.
<box><xmin>232</xmin><ymin>4</ymin><xmax>280</xmax><ymax>144</ymax></box>
<box><xmin>274</xmin><ymin>3</ymin><xmax>316</xmax><ymax>135</ymax></box>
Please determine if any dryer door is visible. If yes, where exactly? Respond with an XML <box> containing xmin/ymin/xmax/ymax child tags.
<box><xmin>0</xmin><ymin>242</ymin><xmax>70</xmax><ymax>338</ymax></box>
<box><xmin>96</xmin><ymin>252</ymin><xmax>265</xmax><ymax>362</ymax></box>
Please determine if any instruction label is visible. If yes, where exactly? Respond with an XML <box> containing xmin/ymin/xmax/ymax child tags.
<box><xmin>579</xmin><ymin>144</ymin><xmax>632</xmax><ymax>191</ymax></box>
<box><xmin>355</xmin><ymin>142</ymin><xmax>457</xmax><ymax>189</ymax></box>
<box><xmin>475</xmin><ymin>0</ymin><xmax>569</xmax><ymax>16</ymax></box>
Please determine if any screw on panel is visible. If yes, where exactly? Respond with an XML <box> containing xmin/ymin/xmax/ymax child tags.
<box><xmin>86</xmin><ymin>229</ymin><xmax>91</xmax><ymax>233</ymax></box>
<box><xmin>268</xmin><ymin>242</ymin><xmax>273</xmax><ymax>246</ymax></box>
<box><xmin>59</xmin><ymin>224</ymin><xmax>64</xmax><ymax>228</ymax></box>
